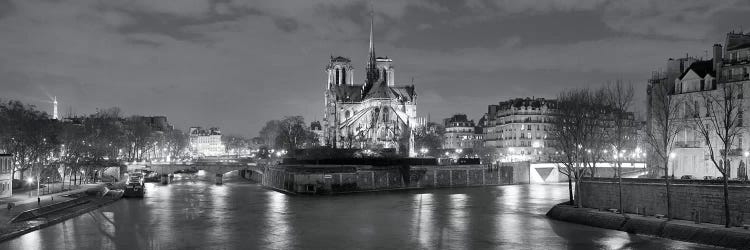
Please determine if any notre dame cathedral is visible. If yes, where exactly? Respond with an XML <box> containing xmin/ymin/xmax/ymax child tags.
<box><xmin>323</xmin><ymin>14</ymin><xmax>417</xmax><ymax>150</ymax></box>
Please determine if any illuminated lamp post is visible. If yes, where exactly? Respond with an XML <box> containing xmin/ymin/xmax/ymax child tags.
<box><xmin>669</xmin><ymin>152</ymin><xmax>676</xmax><ymax>178</ymax></box>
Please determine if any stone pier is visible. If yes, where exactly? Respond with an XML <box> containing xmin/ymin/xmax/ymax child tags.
<box><xmin>215</xmin><ymin>174</ymin><xmax>223</xmax><ymax>185</ymax></box>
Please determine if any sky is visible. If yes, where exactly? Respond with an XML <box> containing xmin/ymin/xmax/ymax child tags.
<box><xmin>1</xmin><ymin>0</ymin><xmax>749</xmax><ymax>137</ymax></box>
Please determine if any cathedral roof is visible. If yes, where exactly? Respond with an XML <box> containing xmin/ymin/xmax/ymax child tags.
<box><xmin>330</xmin><ymin>85</ymin><xmax>363</xmax><ymax>102</ymax></box>
<box><xmin>365</xmin><ymin>81</ymin><xmax>393</xmax><ymax>99</ymax></box>
<box><xmin>329</xmin><ymin>82</ymin><xmax>415</xmax><ymax>103</ymax></box>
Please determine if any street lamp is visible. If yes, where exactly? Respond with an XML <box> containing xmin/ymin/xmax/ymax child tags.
<box><xmin>26</xmin><ymin>177</ymin><xmax>33</xmax><ymax>197</ymax></box>
<box><xmin>669</xmin><ymin>152</ymin><xmax>676</xmax><ymax>178</ymax></box>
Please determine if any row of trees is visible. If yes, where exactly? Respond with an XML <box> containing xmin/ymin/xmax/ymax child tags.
<box><xmin>554</xmin><ymin>79</ymin><xmax>742</xmax><ymax>228</ymax></box>
<box><xmin>257</xmin><ymin>116</ymin><xmax>319</xmax><ymax>153</ymax></box>
<box><xmin>551</xmin><ymin>82</ymin><xmax>637</xmax><ymax>211</ymax></box>
<box><xmin>0</xmin><ymin>100</ymin><xmax>189</xmax><ymax>185</ymax></box>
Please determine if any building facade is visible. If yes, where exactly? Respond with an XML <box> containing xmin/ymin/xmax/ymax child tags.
<box><xmin>649</xmin><ymin>32</ymin><xmax>750</xmax><ymax>179</ymax></box>
<box><xmin>0</xmin><ymin>154</ymin><xmax>12</xmax><ymax>199</ymax></box>
<box><xmin>310</xmin><ymin>121</ymin><xmax>325</xmax><ymax>146</ymax></box>
<box><xmin>189</xmin><ymin>127</ymin><xmax>224</xmax><ymax>157</ymax></box>
<box><xmin>442</xmin><ymin>114</ymin><xmax>482</xmax><ymax>150</ymax></box>
<box><xmin>484</xmin><ymin>98</ymin><xmax>556</xmax><ymax>162</ymax></box>
<box><xmin>323</xmin><ymin>14</ymin><xmax>417</xmax><ymax>150</ymax></box>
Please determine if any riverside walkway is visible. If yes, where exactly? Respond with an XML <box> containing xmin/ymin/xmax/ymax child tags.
<box><xmin>0</xmin><ymin>183</ymin><xmax>105</xmax><ymax>240</ymax></box>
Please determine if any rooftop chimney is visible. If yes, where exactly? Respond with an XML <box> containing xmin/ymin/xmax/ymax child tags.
<box><xmin>713</xmin><ymin>44</ymin><xmax>723</xmax><ymax>80</ymax></box>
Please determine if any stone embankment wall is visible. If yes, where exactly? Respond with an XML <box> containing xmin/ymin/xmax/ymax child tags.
<box><xmin>546</xmin><ymin>205</ymin><xmax>750</xmax><ymax>249</ymax></box>
<box><xmin>580</xmin><ymin>178</ymin><xmax>750</xmax><ymax>226</ymax></box>
<box><xmin>258</xmin><ymin>162</ymin><xmax>529</xmax><ymax>194</ymax></box>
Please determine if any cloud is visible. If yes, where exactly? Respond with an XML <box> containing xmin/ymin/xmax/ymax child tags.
<box><xmin>113</xmin><ymin>0</ymin><xmax>212</xmax><ymax>17</ymax></box>
<box><xmin>0</xmin><ymin>0</ymin><xmax>746</xmax><ymax>135</ymax></box>
<box><xmin>465</xmin><ymin>0</ymin><xmax>606</xmax><ymax>14</ymax></box>
<box><xmin>390</xmin><ymin>37</ymin><xmax>707</xmax><ymax>75</ymax></box>
<box><xmin>602</xmin><ymin>0</ymin><xmax>750</xmax><ymax>40</ymax></box>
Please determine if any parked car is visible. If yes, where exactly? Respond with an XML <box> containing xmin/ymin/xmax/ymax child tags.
<box><xmin>680</xmin><ymin>175</ymin><xmax>695</xmax><ymax>180</ymax></box>
<box><xmin>703</xmin><ymin>176</ymin><xmax>716</xmax><ymax>180</ymax></box>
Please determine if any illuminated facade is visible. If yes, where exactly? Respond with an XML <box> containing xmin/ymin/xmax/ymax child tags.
<box><xmin>443</xmin><ymin>114</ymin><xmax>482</xmax><ymax>150</ymax></box>
<box><xmin>0</xmin><ymin>154</ymin><xmax>12</xmax><ymax>199</ymax></box>
<box><xmin>323</xmin><ymin>13</ymin><xmax>417</xmax><ymax>150</ymax></box>
<box><xmin>649</xmin><ymin>32</ymin><xmax>750</xmax><ymax>179</ymax></box>
<box><xmin>484</xmin><ymin>98</ymin><xmax>556</xmax><ymax>162</ymax></box>
<box><xmin>189</xmin><ymin>127</ymin><xmax>224</xmax><ymax>157</ymax></box>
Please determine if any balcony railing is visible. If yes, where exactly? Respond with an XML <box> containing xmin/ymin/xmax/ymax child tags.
<box><xmin>674</xmin><ymin>141</ymin><xmax>701</xmax><ymax>148</ymax></box>
<box><xmin>724</xmin><ymin>73</ymin><xmax>750</xmax><ymax>82</ymax></box>
<box><xmin>720</xmin><ymin>148</ymin><xmax>743</xmax><ymax>157</ymax></box>
<box><xmin>724</xmin><ymin>56</ymin><xmax>750</xmax><ymax>65</ymax></box>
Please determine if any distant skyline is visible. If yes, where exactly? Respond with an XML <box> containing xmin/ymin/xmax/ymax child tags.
<box><xmin>1</xmin><ymin>0</ymin><xmax>749</xmax><ymax>136</ymax></box>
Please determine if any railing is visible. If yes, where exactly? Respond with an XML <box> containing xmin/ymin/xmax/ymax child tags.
<box><xmin>724</xmin><ymin>74</ymin><xmax>750</xmax><ymax>82</ymax></box>
<box><xmin>720</xmin><ymin>148</ymin><xmax>744</xmax><ymax>157</ymax></box>
<box><xmin>674</xmin><ymin>141</ymin><xmax>701</xmax><ymax>148</ymax></box>
<box><xmin>724</xmin><ymin>56</ymin><xmax>750</xmax><ymax>64</ymax></box>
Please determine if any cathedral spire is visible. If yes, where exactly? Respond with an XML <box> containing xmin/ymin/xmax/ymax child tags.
<box><xmin>368</xmin><ymin>9</ymin><xmax>375</xmax><ymax>62</ymax></box>
<box><xmin>365</xmin><ymin>7</ymin><xmax>378</xmax><ymax>86</ymax></box>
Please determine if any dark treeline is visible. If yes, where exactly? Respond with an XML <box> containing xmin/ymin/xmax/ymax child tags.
<box><xmin>0</xmin><ymin>99</ymin><xmax>188</xmax><ymax>185</ymax></box>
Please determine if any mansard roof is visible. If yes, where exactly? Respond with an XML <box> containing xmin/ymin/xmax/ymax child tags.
<box><xmin>726</xmin><ymin>32</ymin><xmax>750</xmax><ymax>51</ymax></box>
<box><xmin>496</xmin><ymin>97</ymin><xmax>555</xmax><ymax>110</ymax></box>
<box><xmin>678</xmin><ymin>60</ymin><xmax>714</xmax><ymax>80</ymax></box>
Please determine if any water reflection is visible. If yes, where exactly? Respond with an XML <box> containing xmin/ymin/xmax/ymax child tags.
<box><xmin>411</xmin><ymin>193</ymin><xmax>434</xmax><ymax>248</ymax></box>
<box><xmin>0</xmin><ymin>178</ymin><xmax>723</xmax><ymax>250</ymax></box>
<box><xmin>264</xmin><ymin>191</ymin><xmax>290</xmax><ymax>249</ymax></box>
<box><xmin>447</xmin><ymin>193</ymin><xmax>468</xmax><ymax>248</ymax></box>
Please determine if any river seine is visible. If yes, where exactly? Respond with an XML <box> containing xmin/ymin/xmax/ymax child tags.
<box><xmin>0</xmin><ymin>171</ymin><xmax>722</xmax><ymax>249</ymax></box>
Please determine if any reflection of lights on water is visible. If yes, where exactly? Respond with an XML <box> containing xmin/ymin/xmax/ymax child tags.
<box><xmin>19</xmin><ymin>227</ymin><xmax>41</xmax><ymax>249</ymax></box>
<box><xmin>265</xmin><ymin>192</ymin><xmax>290</xmax><ymax>249</ymax></box>
<box><xmin>448</xmin><ymin>193</ymin><xmax>468</xmax><ymax>247</ymax></box>
<box><xmin>412</xmin><ymin>193</ymin><xmax>434</xmax><ymax>248</ymax></box>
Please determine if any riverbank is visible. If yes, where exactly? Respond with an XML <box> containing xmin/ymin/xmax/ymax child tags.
<box><xmin>253</xmin><ymin>163</ymin><xmax>530</xmax><ymax>195</ymax></box>
<box><xmin>546</xmin><ymin>204</ymin><xmax>750</xmax><ymax>249</ymax></box>
<box><xmin>0</xmin><ymin>184</ymin><xmax>124</xmax><ymax>242</ymax></box>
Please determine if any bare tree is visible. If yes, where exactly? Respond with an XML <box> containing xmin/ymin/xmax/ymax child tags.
<box><xmin>606</xmin><ymin>81</ymin><xmax>636</xmax><ymax>215</ymax></box>
<box><xmin>645</xmin><ymin>79</ymin><xmax>684</xmax><ymax>220</ymax></box>
<box><xmin>693</xmin><ymin>82</ymin><xmax>744</xmax><ymax>228</ymax></box>
<box><xmin>551</xmin><ymin>89</ymin><xmax>596</xmax><ymax>207</ymax></box>
<box><xmin>0</xmin><ymin>100</ymin><xmax>59</xmax><ymax>180</ymax></box>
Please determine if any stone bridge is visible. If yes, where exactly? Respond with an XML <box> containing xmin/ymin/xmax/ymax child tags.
<box><xmin>126</xmin><ymin>160</ymin><xmax>264</xmax><ymax>184</ymax></box>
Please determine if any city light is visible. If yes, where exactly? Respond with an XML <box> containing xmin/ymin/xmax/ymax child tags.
<box><xmin>669</xmin><ymin>152</ymin><xmax>676</xmax><ymax>159</ymax></box>
<box><xmin>26</xmin><ymin>177</ymin><xmax>33</xmax><ymax>184</ymax></box>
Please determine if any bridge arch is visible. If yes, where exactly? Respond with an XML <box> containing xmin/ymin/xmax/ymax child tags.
<box><xmin>126</xmin><ymin>162</ymin><xmax>263</xmax><ymax>185</ymax></box>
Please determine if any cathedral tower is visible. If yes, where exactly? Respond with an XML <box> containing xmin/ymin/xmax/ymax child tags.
<box><xmin>326</xmin><ymin>56</ymin><xmax>353</xmax><ymax>89</ymax></box>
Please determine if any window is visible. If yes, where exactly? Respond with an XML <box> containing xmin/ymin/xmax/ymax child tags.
<box><xmin>739</xmin><ymin>110</ymin><xmax>744</xmax><ymax>127</ymax></box>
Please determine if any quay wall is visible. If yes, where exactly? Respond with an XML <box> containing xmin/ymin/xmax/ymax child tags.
<box><xmin>256</xmin><ymin>162</ymin><xmax>529</xmax><ymax>194</ymax></box>
<box><xmin>580</xmin><ymin>178</ymin><xmax>750</xmax><ymax>226</ymax></box>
